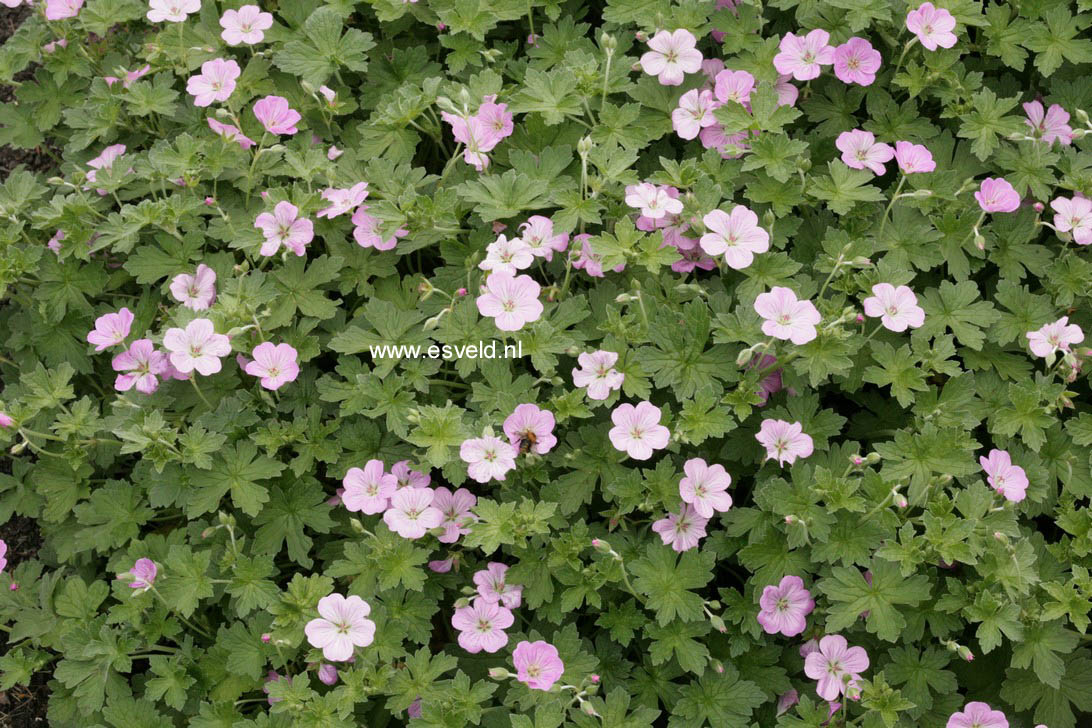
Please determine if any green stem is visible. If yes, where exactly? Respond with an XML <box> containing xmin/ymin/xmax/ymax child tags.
<box><xmin>878</xmin><ymin>174</ymin><xmax>906</xmax><ymax>237</ymax></box>
<box><xmin>600</xmin><ymin>50</ymin><xmax>614</xmax><ymax>112</ymax></box>
<box><xmin>190</xmin><ymin>377</ymin><xmax>213</xmax><ymax>409</ymax></box>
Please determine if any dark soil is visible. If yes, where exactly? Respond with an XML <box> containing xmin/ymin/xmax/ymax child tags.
<box><xmin>0</xmin><ymin>3</ymin><xmax>59</xmax><ymax>182</ymax></box>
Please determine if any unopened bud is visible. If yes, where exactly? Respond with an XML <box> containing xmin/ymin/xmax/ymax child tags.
<box><xmin>349</xmin><ymin>518</ymin><xmax>366</xmax><ymax>534</ymax></box>
<box><xmin>974</xmin><ymin>234</ymin><xmax>986</xmax><ymax>250</ymax></box>
<box><xmin>261</xmin><ymin>633</ymin><xmax>271</xmax><ymax>643</ymax></box>
<box><xmin>580</xmin><ymin>701</ymin><xmax>600</xmax><ymax>717</ymax></box>
<box><xmin>591</xmin><ymin>538</ymin><xmax>611</xmax><ymax>553</ymax></box>
<box><xmin>601</xmin><ymin>32</ymin><xmax>616</xmax><ymax>51</ymax></box>
<box><xmin>1075</xmin><ymin>108</ymin><xmax>1090</xmax><ymax>125</ymax></box>
<box><xmin>712</xmin><ymin>660</ymin><xmax>724</xmax><ymax>674</ymax></box>
<box><xmin>577</xmin><ymin>136</ymin><xmax>594</xmax><ymax>156</ymax></box>
<box><xmin>784</xmin><ymin>514</ymin><xmax>798</xmax><ymax>525</ymax></box>
<box><xmin>850</xmin><ymin>455</ymin><xmax>865</xmax><ymax>467</ymax></box>
<box><xmin>488</xmin><ymin>667</ymin><xmax>511</xmax><ymax>679</ymax></box>
<box><xmin>635</xmin><ymin>31</ymin><xmax>648</xmax><ymax>42</ymax></box>
<box><xmin>936</xmin><ymin>473</ymin><xmax>952</xmax><ymax>484</ymax></box>
<box><xmin>762</xmin><ymin>209</ymin><xmax>776</xmax><ymax>228</ymax></box>
<box><xmin>455</xmin><ymin>287</ymin><xmax>467</xmax><ymax>297</ymax></box>
<box><xmin>894</xmin><ymin>493</ymin><xmax>908</xmax><ymax>509</ymax></box>
<box><xmin>709</xmin><ymin>614</ymin><xmax>727</xmax><ymax>633</ymax></box>
<box><xmin>615</xmin><ymin>293</ymin><xmax>635</xmax><ymax>303</ymax></box>
<box><xmin>217</xmin><ymin>511</ymin><xmax>235</xmax><ymax>527</ymax></box>
<box><xmin>1033</xmin><ymin>202</ymin><xmax>1044</xmax><ymax>212</ymax></box>
<box><xmin>201</xmin><ymin>527</ymin><xmax>216</xmax><ymax>539</ymax></box>
<box><xmin>864</xmin><ymin>452</ymin><xmax>881</xmax><ymax>465</ymax></box>
<box><xmin>454</xmin><ymin>597</ymin><xmax>470</xmax><ymax>609</ymax></box>
<box><xmin>423</xmin><ymin>313</ymin><xmax>443</xmax><ymax>331</ymax></box>
<box><xmin>8</xmin><ymin>582</ymin><xmax>18</xmax><ymax>592</ymax></box>
<box><xmin>10</xmin><ymin>441</ymin><xmax>27</xmax><ymax>455</ymax></box>
<box><xmin>590</xmin><ymin>674</ymin><xmax>600</xmax><ymax>684</ymax></box>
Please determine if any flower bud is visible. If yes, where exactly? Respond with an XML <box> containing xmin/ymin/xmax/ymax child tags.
<box><xmin>974</xmin><ymin>234</ymin><xmax>986</xmax><ymax>250</ymax></box>
<box><xmin>488</xmin><ymin>667</ymin><xmax>511</xmax><ymax>679</ymax></box>
<box><xmin>894</xmin><ymin>493</ymin><xmax>908</xmax><ymax>509</ymax></box>
<box><xmin>200</xmin><ymin>527</ymin><xmax>217</xmax><ymax>539</ymax></box>
<box><xmin>708</xmin><ymin>614</ymin><xmax>727</xmax><ymax>633</ymax></box>
<box><xmin>591</xmin><ymin>538</ymin><xmax>612</xmax><ymax>553</ymax></box>
<box><xmin>455</xmin><ymin>287</ymin><xmax>467</xmax><ymax>297</ymax></box>
<box><xmin>218</xmin><ymin>511</ymin><xmax>236</xmax><ymax>527</ymax></box>
<box><xmin>850</xmin><ymin>454</ymin><xmax>865</xmax><ymax>467</ymax></box>
<box><xmin>1033</xmin><ymin>201</ymin><xmax>1044</xmax><ymax>212</ymax></box>
<box><xmin>864</xmin><ymin>453</ymin><xmax>882</xmax><ymax>465</ymax></box>
<box><xmin>1075</xmin><ymin>108</ymin><xmax>1090</xmax><ymax>126</ymax></box>
<box><xmin>580</xmin><ymin>700</ymin><xmax>600</xmax><ymax>717</ymax></box>
<box><xmin>8</xmin><ymin>582</ymin><xmax>18</xmax><ymax>592</ymax></box>
<box><xmin>712</xmin><ymin>660</ymin><xmax>724</xmax><ymax>674</ymax></box>
<box><xmin>784</xmin><ymin>514</ymin><xmax>798</xmax><ymax>525</ymax></box>
<box><xmin>590</xmin><ymin>674</ymin><xmax>601</xmax><ymax>684</ymax></box>
<box><xmin>577</xmin><ymin>136</ymin><xmax>594</xmax><ymax>156</ymax></box>
<box><xmin>936</xmin><ymin>473</ymin><xmax>952</xmax><ymax>484</ymax></box>
<box><xmin>635</xmin><ymin>31</ymin><xmax>648</xmax><ymax>42</ymax></box>
<box><xmin>423</xmin><ymin>314</ymin><xmax>443</xmax><ymax>331</ymax></box>
<box><xmin>454</xmin><ymin>596</ymin><xmax>470</xmax><ymax>609</ymax></box>
<box><xmin>261</xmin><ymin>633</ymin><xmax>272</xmax><ymax>643</ymax></box>
<box><xmin>350</xmin><ymin>518</ymin><xmax>366</xmax><ymax>534</ymax></box>
<box><xmin>601</xmin><ymin>32</ymin><xmax>616</xmax><ymax>51</ymax></box>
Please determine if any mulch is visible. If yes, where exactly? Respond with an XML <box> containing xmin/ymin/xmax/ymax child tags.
<box><xmin>0</xmin><ymin>2</ymin><xmax>58</xmax><ymax>182</ymax></box>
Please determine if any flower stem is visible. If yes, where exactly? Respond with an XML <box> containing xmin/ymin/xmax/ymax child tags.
<box><xmin>190</xmin><ymin>377</ymin><xmax>213</xmax><ymax>409</ymax></box>
<box><xmin>878</xmin><ymin>175</ymin><xmax>906</xmax><ymax>237</ymax></box>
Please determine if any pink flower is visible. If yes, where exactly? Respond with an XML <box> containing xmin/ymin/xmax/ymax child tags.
<box><xmin>776</xmin><ymin>75</ymin><xmax>799</xmax><ymax>106</ymax></box>
<box><xmin>672</xmin><ymin>248</ymin><xmax>717</xmax><ymax>274</ymax></box>
<box><xmin>518</xmin><ymin>216</ymin><xmax>568</xmax><ymax>261</ymax></box>
<box><xmin>476</xmin><ymin>95</ymin><xmax>514</xmax><ymax>140</ymax></box>
<box><xmin>480</xmin><ymin>235</ymin><xmax>534</xmax><ymax>275</ymax></box>
<box><xmin>318</xmin><ymin>182</ymin><xmax>368</xmax><ymax>218</ymax></box>
<box><xmin>1050</xmin><ymin>196</ymin><xmax>1092</xmax><ymax>245</ymax></box>
<box><xmin>391</xmin><ymin>460</ymin><xmax>430</xmax><ymax>489</ymax></box>
<box><xmin>253</xmin><ymin>95</ymin><xmax>301</xmax><ymax>136</ymax></box>
<box><xmin>947</xmin><ymin>702</ymin><xmax>1009</xmax><ymax>728</ymax></box>
<box><xmin>639</xmin><ymin>29</ymin><xmax>703</xmax><ymax>86</ymax></box>
<box><xmin>777</xmin><ymin>690</ymin><xmax>800</xmax><ymax>716</ymax></box>
<box><xmin>186</xmin><ymin>59</ymin><xmax>240</xmax><ymax>107</ymax></box>
<box><xmin>43</xmin><ymin>39</ymin><xmax>68</xmax><ymax>53</ymax></box>
<box><xmin>757</xmin><ymin>575</ymin><xmax>815</xmax><ymax>636</ymax></box>
<box><xmin>475</xmin><ymin>273</ymin><xmax>543</xmax><ymax>331</ymax></box>
<box><xmin>679</xmin><ymin>458</ymin><xmax>733</xmax><ymax>518</ymax></box>
<box><xmin>713</xmin><ymin>69</ymin><xmax>755</xmax><ymax>106</ymax></box>
<box><xmin>317</xmin><ymin>664</ymin><xmax>338</xmax><ymax>686</ymax></box>
<box><xmin>169</xmin><ymin>264</ymin><xmax>217</xmax><ymax>310</ymax></box>
<box><xmin>1024</xmin><ymin>101</ymin><xmax>1072</xmax><ymax>145</ymax></box>
<box><xmin>383</xmin><ymin>487</ymin><xmax>443</xmax><ymax>539</ymax></box>
<box><xmin>433</xmin><ymin>487</ymin><xmax>476</xmax><ymax>543</ymax></box>
<box><xmin>572</xmin><ymin>350</ymin><xmax>624</xmax><ymax>400</ymax></box>
<box><xmin>503</xmin><ymin>403</ymin><xmax>556</xmax><ymax>455</ymax></box>
<box><xmin>608</xmin><ymin>401</ymin><xmax>670</xmax><ymax>460</ymax></box>
<box><xmin>351</xmin><ymin>205</ymin><xmax>407</xmax><ymax>251</ymax></box>
<box><xmin>975</xmin><ymin>178</ymin><xmax>1020</xmax><ymax>213</ymax></box>
<box><xmin>893</xmin><ymin>140</ymin><xmax>936</xmax><ymax>173</ymax></box>
<box><xmin>162</xmin><ymin>318</ymin><xmax>231</xmax><ymax>376</ymax></box>
<box><xmin>460</xmin><ymin>435</ymin><xmax>518</xmax><ymax>483</ymax></box>
<box><xmin>112</xmin><ymin>339</ymin><xmax>168</xmax><ymax>394</ymax></box>
<box><xmin>441</xmin><ymin>112</ymin><xmax>501</xmax><ymax>171</ymax></box>
<box><xmin>862</xmin><ymin>283</ymin><xmax>925</xmax><ymax>332</ymax></box>
<box><xmin>255</xmin><ymin>201</ymin><xmax>313</xmax><ymax>256</ymax></box>
<box><xmin>0</xmin><ymin>539</ymin><xmax>5</xmax><ymax>572</ymax></box>
<box><xmin>699</xmin><ymin>205</ymin><xmax>770</xmax><ymax>269</ymax></box>
<box><xmin>906</xmin><ymin>2</ymin><xmax>958</xmax><ymax>51</ymax></box>
<box><xmin>86</xmin><ymin>144</ymin><xmax>126</xmax><ymax>193</ymax></box>
<box><xmin>572</xmin><ymin>234</ymin><xmax>625</xmax><ymax>278</ymax></box>
<box><xmin>651</xmin><ymin>504</ymin><xmax>708</xmax><ymax>552</ymax></box>
<box><xmin>124</xmin><ymin>558</ymin><xmax>157</xmax><ymax>592</ymax></box>
<box><xmin>407</xmin><ymin>698</ymin><xmax>423</xmax><ymax>718</ymax></box>
<box><xmin>748</xmin><ymin>354</ymin><xmax>784</xmax><ymax>405</ymax></box>
<box><xmin>979</xmin><ymin>449</ymin><xmax>1028</xmax><ymax>503</ymax></box>
<box><xmin>44</xmin><ymin>0</ymin><xmax>83</xmax><ymax>20</ymax></box>
<box><xmin>804</xmin><ymin>635</ymin><xmax>869</xmax><ymax>701</ymax></box>
<box><xmin>754</xmin><ymin>287</ymin><xmax>821</xmax><ymax>345</ymax></box>
<box><xmin>146</xmin><ymin>0</ymin><xmax>200</xmax><ymax>23</ymax></box>
<box><xmin>0</xmin><ymin>413</ymin><xmax>12</xmax><ymax>429</ymax></box>
<box><xmin>220</xmin><ymin>4</ymin><xmax>273</xmax><ymax>45</ymax></box>
<box><xmin>105</xmin><ymin>65</ymin><xmax>151</xmax><ymax>88</ymax></box>
<box><xmin>512</xmin><ymin>641</ymin><xmax>565</xmax><ymax>691</ymax></box>
<box><xmin>429</xmin><ymin>559</ymin><xmax>453</xmax><ymax>573</ymax></box>
<box><xmin>342</xmin><ymin>460</ymin><xmax>397</xmax><ymax>515</ymax></box>
<box><xmin>1027</xmin><ymin>317</ymin><xmax>1084</xmax><ymax>358</ymax></box>
<box><xmin>245</xmin><ymin>342</ymin><xmax>299</xmax><ymax>390</ymax></box>
<box><xmin>451</xmin><ymin>598</ymin><xmax>514</xmax><ymax>653</ymax></box>
<box><xmin>87</xmin><ymin>307</ymin><xmax>134</xmax><ymax>351</ymax></box>
<box><xmin>756</xmin><ymin>419</ymin><xmax>814</xmax><ymax>466</ymax></box>
<box><xmin>304</xmin><ymin>593</ymin><xmax>376</xmax><ymax>661</ymax></box>
<box><xmin>625</xmin><ymin>183</ymin><xmax>684</xmax><ymax>220</ymax></box>
<box><xmin>207</xmin><ymin>118</ymin><xmax>255</xmax><ymax>149</ymax></box>
<box><xmin>262</xmin><ymin>671</ymin><xmax>284</xmax><ymax>704</ymax></box>
<box><xmin>328</xmin><ymin>146</ymin><xmax>343</xmax><ymax>160</ymax></box>
<box><xmin>833</xmin><ymin>37</ymin><xmax>881</xmax><ymax>86</ymax></box>
<box><xmin>773</xmin><ymin>30</ymin><xmax>835</xmax><ymax>81</ymax></box>
<box><xmin>836</xmin><ymin>130</ymin><xmax>894</xmax><ymax>175</ymax></box>
<box><xmin>474</xmin><ymin>562</ymin><xmax>522</xmax><ymax>608</ymax></box>
<box><xmin>672</xmin><ymin>89</ymin><xmax>718</xmax><ymax>140</ymax></box>
<box><xmin>47</xmin><ymin>230</ymin><xmax>65</xmax><ymax>254</ymax></box>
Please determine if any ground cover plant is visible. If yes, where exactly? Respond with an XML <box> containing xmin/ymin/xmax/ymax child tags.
<box><xmin>0</xmin><ymin>0</ymin><xmax>1091</xmax><ymax>726</ymax></box>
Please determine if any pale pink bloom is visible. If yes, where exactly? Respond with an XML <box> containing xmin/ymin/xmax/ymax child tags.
<box><xmin>383</xmin><ymin>487</ymin><xmax>443</xmax><ymax>539</ymax></box>
<box><xmin>512</xmin><ymin>641</ymin><xmax>565</xmax><ymax>691</ymax></box>
<box><xmin>342</xmin><ymin>460</ymin><xmax>397</xmax><ymax>515</ymax></box>
<box><xmin>679</xmin><ymin>457</ymin><xmax>732</xmax><ymax>518</ymax></box>
<box><xmin>757</xmin><ymin>575</ymin><xmax>814</xmax><ymax>636</ymax></box>
<box><xmin>186</xmin><ymin>58</ymin><xmax>240</xmax><ymax>107</ymax></box>
<box><xmin>105</xmin><ymin>65</ymin><xmax>151</xmax><ymax>88</ymax></box>
<box><xmin>162</xmin><ymin>318</ymin><xmax>231</xmax><ymax>376</ymax></box>
<box><xmin>451</xmin><ymin>598</ymin><xmax>514</xmax><ymax>653</ymax></box>
<box><xmin>480</xmin><ymin>235</ymin><xmax>534</xmax><ymax>275</ymax></box>
<box><xmin>253</xmin><ymin>95</ymin><xmax>301</xmax><ymax>136</ymax></box>
<box><xmin>407</xmin><ymin>699</ymin><xmax>423</xmax><ymax>718</ymax></box>
<box><xmin>474</xmin><ymin>562</ymin><xmax>522</xmax><ymax>608</ymax></box>
<box><xmin>476</xmin><ymin>95</ymin><xmax>514</xmax><ymax>140</ymax></box>
<box><xmin>906</xmin><ymin>2</ymin><xmax>958</xmax><ymax>51</ymax></box>
<box><xmin>836</xmin><ymin>130</ymin><xmax>894</xmax><ymax>175</ymax></box>
<box><xmin>1050</xmin><ymin>196</ymin><xmax>1092</xmax><ymax>245</ymax></box>
<box><xmin>979</xmin><ymin>449</ymin><xmax>1028</xmax><ymax>503</ymax></box>
<box><xmin>1027</xmin><ymin>317</ymin><xmax>1084</xmax><ymax>358</ymax></box>
<box><xmin>804</xmin><ymin>635</ymin><xmax>869</xmax><ymax>701</ymax></box>
<box><xmin>700</xmin><ymin>58</ymin><xmax>726</xmax><ymax>87</ymax></box>
<box><xmin>441</xmin><ymin>112</ymin><xmax>501</xmax><ymax>171</ymax></box>
<box><xmin>220</xmin><ymin>4</ymin><xmax>273</xmax><ymax>45</ymax></box>
<box><xmin>255</xmin><ymin>201</ymin><xmax>313</xmax><ymax>256</ymax></box>
<box><xmin>45</xmin><ymin>0</ymin><xmax>83</xmax><ymax>20</ymax></box>
<box><xmin>777</xmin><ymin>690</ymin><xmax>800</xmax><ymax>716</ymax></box>
<box><xmin>207</xmin><ymin>118</ymin><xmax>255</xmax><ymax>149</ymax></box>
<box><xmin>245</xmin><ymin>342</ymin><xmax>299</xmax><ymax>390</ymax></box>
<box><xmin>475</xmin><ymin>273</ymin><xmax>543</xmax><ymax>331</ymax></box>
<box><xmin>756</xmin><ymin>419</ymin><xmax>814</xmax><ymax>466</ymax></box>
<box><xmin>608</xmin><ymin>401</ymin><xmax>670</xmax><ymax>460</ymax></box>
<box><xmin>433</xmin><ymin>487</ymin><xmax>476</xmax><ymax>543</ymax></box>
<box><xmin>317</xmin><ymin>664</ymin><xmax>338</xmax><ymax>686</ymax></box>
<box><xmin>503</xmin><ymin>403</ymin><xmax>556</xmax><ymax>455</ymax></box>
<box><xmin>160</xmin><ymin>360</ymin><xmax>191</xmax><ymax>381</ymax></box>
<box><xmin>460</xmin><ymin>435</ymin><xmax>518</xmax><ymax>483</ymax></box>
<box><xmin>975</xmin><ymin>178</ymin><xmax>1020</xmax><ymax>213</ymax></box>
<box><xmin>0</xmin><ymin>540</ymin><xmax>5</xmax><ymax>572</ymax></box>
<box><xmin>112</xmin><ymin>339</ymin><xmax>168</xmax><ymax>394</ymax></box>
<box><xmin>87</xmin><ymin>307</ymin><xmax>134</xmax><ymax>351</ymax></box>
<box><xmin>304</xmin><ymin>593</ymin><xmax>376</xmax><ymax>662</ymax></box>
<box><xmin>0</xmin><ymin>413</ymin><xmax>12</xmax><ymax>429</ymax></box>
<box><xmin>699</xmin><ymin>124</ymin><xmax>751</xmax><ymax>158</ymax></box>
<box><xmin>672</xmin><ymin>248</ymin><xmax>717</xmax><ymax>274</ymax></box>
<box><xmin>754</xmin><ymin>287</ymin><xmax>821</xmax><ymax>345</ymax></box>
<box><xmin>672</xmin><ymin>89</ymin><xmax>718</xmax><ymax>140</ymax></box>
<box><xmin>318</xmin><ymin>182</ymin><xmax>368</xmax><ymax>218</ymax></box>
<box><xmin>710</xmin><ymin>0</ymin><xmax>739</xmax><ymax>41</ymax></box>
<box><xmin>43</xmin><ymin>39</ymin><xmax>68</xmax><ymax>53</ymax></box>
<box><xmin>639</xmin><ymin>29</ymin><xmax>703</xmax><ymax>86</ymax></box>
<box><xmin>318</xmin><ymin>86</ymin><xmax>336</xmax><ymax>105</ymax></box>
<box><xmin>86</xmin><ymin>144</ymin><xmax>126</xmax><ymax>193</ymax></box>
<box><xmin>351</xmin><ymin>205</ymin><xmax>407</xmax><ymax>251</ymax></box>
<box><xmin>699</xmin><ymin>205</ymin><xmax>769</xmax><ymax>269</ymax></box>
<box><xmin>327</xmin><ymin>146</ymin><xmax>343</xmax><ymax>160</ymax></box>
<box><xmin>518</xmin><ymin>216</ymin><xmax>568</xmax><ymax>261</ymax></box>
<box><xmin>800</xmin><ymin>639</ymin><xmax>820</xmax><ymax>658</ymax></box>
<box><xmin>428</xmin><ymin>559</ymin><xmax>453</xmax><ymax>573</ymax></box>
<box><xmin>571</xmin><ymin>234</ymin><xmax>624</xmax><ymax>278</ymax></box>
<box><xmin>862</xmin><ymin>283</ymin><xmax>925</xmax><ymax>332</ymax></box>
<box><xmin>713</xmin><ymin>69</ymin><xmax>755</xmax><ymax>107</ymax></box>
<box><xmin>124</xmin><ymin>558</ymin><xmax>157</xmax><ymax>592</ymax></box>
<box><xmin>893</xmin><ymin>140</ymin><xmax>936</xmax><ymax>173</ymax></box>
<box><xmin>262</xmin><ymin>671</ymin><xmax>283</xmax><ymax>704</ymax></box>
<box><xmin>833</xmin><ymin>37</ymin><xmax>881</xmax><ymax>86</ymax></box>
<box><xmin>169</xmin><ymin>264</ymin><xmax>217</xmax><ymax>310</ymax></box>
<box><xmin>773</xmin><ymin>30</ymin><xmax>834</xmax><ymax>81</ymax></box>
<box><xmin>625</xmin><ymin>183</ymin><xmax>684</xmax><ymax>220</ymax></box>
<box><xmin>146</xmin><ymin>0</ymin><xmax>200</xmax><ymax>23</ymax></box>
<box><xmin>747</xmin><ymin>354</ymin><xmax>784</xmax><ymax>405</ymax></box>
<box><xmin>652</xmin><ymin>504</ymin><xmax>708</xmax><ymax>552</ymax></box>
<box><xmin>391</xmin><ymin>460</ymin><xmax>430</xmax><ymax>489</ymax></box>
<box><xmin>47</xmin><ymin>230</ymin><xmax>65</xmax><ymax>254</ymax></box>
<box><xmin>946</xmin><ymin>702</ymin><xmax>1009</xmax><ymax>728</ymax></box>
<box><xmin>775</xmin><ymin>75</ymin><xmax>799</xmax><ymax>106</ymax></box>
<box><xmin>572</xmin><ymin>350</ymin><xmax>624</xmax><ymax>400</ymax></box>
<box><xmin>1024</xmin><ymin>101</ymin><xmax>1072</xmax><ymax>145</ymax></box>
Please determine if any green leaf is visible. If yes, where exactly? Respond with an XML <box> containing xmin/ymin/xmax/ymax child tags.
<box><xmin>917</xmin><ymin>280</ymin><xmax>1000</xmax><ymax>351</ymax></box>
<box><xmin>957</xmin><ymin>88</ymin><xmax>1025</xmax><ymax>160</ymax></box>
<box><xmin>819</xmin><ymin>558</ymin><xmax>932</xmax><ymax>641</ymax></box>
<box><xmin>1022</xmin><ymin>7</ymin><xmax>1092</xmax><ymax>76</ymax></box>
<box><xmin>808</xmin><ymin>161</ymin><xmax>885</xmax><ymax>215</ymax></box>
<box><xmin>252</xmin><ymin>478</ymin><xmax>334</xmax><ymax>568</ymax></box>
<box><xmin>673</xmin><ymin>666</ymin><xmax>765</xmax><ymax>728</ymax></box>
<box><xmin>862</xmin><ymin>342</ymin><xmax>928</xmax><ymax>407</ymax></box>
<box><xmin>630</xmin><ymin>545</ymin><xmax>714</xmax><ymax>626</ymax></box>
<box><xmin>273</xmin><ymin>7</ymin><xmax>375</xmax><ymax>84</ymax></box>
<box><xmin>186</xmin><ymin>442</ymin><xmax>286</xmax><ymax>517</ymax></box>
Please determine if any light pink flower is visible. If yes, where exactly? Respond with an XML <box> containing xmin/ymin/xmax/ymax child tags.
<box><xmin>429</xmin><ymin>559</ymin><xmax>453</xmax><ymax>573</ymax></box>
<box><xmin>476</xmin><ymin>95</ymin><xmax>514</xmax><ymax>140</ymax></box>
<box><xmin>571</xmin><ymin>234</ymin><xmax>624</xmax><ymax>278</ymax></box>
<box><xmin>351</xmin><ymin>205</ymin><xmax>407</xmax><ymax>251</ymax></box>
<box><xmin>342</xmin><ymin>460</ymin><xmax>397</xmax><ymax>515</ymax></box>
<box><xmin>123</xmin><ymin>558</ymin><xmax>157</xmax><ymax>592</ymax></box>
<box><xmin>757</xmin><ymin>575</ymin><xmax>814</xmax><ymax>636</ymax></box>
<box><xmin>105</xmin><ymin>65</ymin><xmax>151</xmax><ymax>88</ymax></box>
<box><xmin>672</xmin><ymin>248</ymin><xmax>716</xmax><ymax>274</ymax></box>
<box><xmin>512</xmin><ymin>640</ymin><xmax>565</xmax><ymax>691</ymax></box>
<box><xmin>518</xmin><ymin>216</ymin><xmax>568</xmax><ymax>261</ymax></box>
<box><xmin>672</xmin><ymin>89</ymin><xmax>718</xmax><ymax>140</ymax></box>
<box><xmin>451</xmin><ymin>598</ymin><xmax>514</xmax><ymax>653</ymax></box>
<box><xmin>86</xmin><ymin>144</ymin><xmax>126</xmax><ymax>193</ymax></box>
<box><xmin>318</xmin><ymin>182</ymin><xmax>368</xmax><ymax>219</ymax></box>
<box><xmin>186</xmin><ymin>58</ymin><xmax>240</xmax><ymax>107</ymax></box>
<box><xmin>754</xmin><ymin>287</ymin><xmax>821</xmax><ymax>345</ymax></box>
<box><xmin>43</xmin><ymin>39</ymin><xmax>68</xmax><ymax>53</ymax></box>
<box><xmin>862</xmin><ymin>283</ymin><xmax>925</xmax><ymax>332</ymax></box>
<box><xmin>245</xmin><ymin>342</ymin><xmax>299</xmax><ymax>390</ymax></box>
<box><xmin>699</xmin><ymin>125</ymin><xmax>751</xmax><ymax>158</ymax></box>
<box><xmin>433</xmin><ymin>487</ymin><xmax>476</xmax><ymax>543</ymax></box>
<box><xmin>804</xmin><ymin>635</ymin><xmax>869</xmax><ymax>701</ymax></box>
<box><xmin>503</xmin><ymin>403</ymin><xmax>556</xmax><ymax>455</ymax></box>
<box><xmin>699</xmin><ymin>205</ymin><xmax>769</xmax><ymax>269</ymax></box>
<box><xmin>0</xmin><ymin>413</ymin><xmax>12</xmax><ymax>429</ymax></box>
<box><xmin>475</xmin><ymin>273</ymin><xmax>543</xmax><ymax>331</ymax></box>
<box><xmin>162</xmin><ymin>318</ymin><xmax>231</xmax><ymax>376</ymax></box>
<box><xmin>756</xmin><ymin>419</ymin><xmax>814</xmax><ymax>466</ymax></box>
<box><xmin>1024</xmin><ymin>101</ymin><xmax>1072</xmax><ymax>145</ymax></box>
<box><xmin>946</xmin><ymin>702</ymin><xmax>1008</xmax><ymax>728</ymax></box>
<box><xmin>317</xmin><ymin>663</ymin><xmax>338</xmax><ymax>686</ymax></box>
<box><xmin>777</xmin><ymin>690</ymin><xmax>800</xmax><ymax>716</ymax></box>
<box><xmin>255</xmin><ymin>201</ymin><xmax>313</xmax><ymax>256</ymax></box>
<box><xmin>1050</xmin><ymin>196</ymin><xmax>1092</xmax><ymax>245</ymax></box>
<box><xmin>608</xmin><ymin>401</ymin><xmax>670</xmax><ymax>460</ymax></box>
<box><xmin>480</xmin><ymin>235</ymin><xmax>534</xmax><ymax>275</ymax></box>
<box><xmin>625</xmin><ymin>183</ymin><xmax>684</xmax><ymax>220</ymax></box>
<box><xmin>87</xmin><ymin>307</ymin><xmax>134</xmax><ymax>351</ymax></box>
<box><xmin>893</xmin><ymin>140</ymin><xmax>936</xmax><ymax>173</ymax></box>
<box><xmin>220</xmin><ymin>4</ymin><xmax>273</xmax><ymax>45</ymax></box>
<box><xmin>304</xmin><ymin>593</ymin><xmax>376</xmax><ymax>662</ymax></box>
<box><xmin>45</xmin><ymin>0</ymin><xmax>83</xmax><ymax>20</ymax></box>
<box><xmin>979</xmin><ymin>449</ymin><xmax>1028</xmax><ymax>503</ymax></box>
<box><xmin>47</xmin><ymin>230</ymin><xmax>65</xmax><ymax>254</ymax></box>
<box><xmin>146</xmin><ymin>0</ymin><xmax>200</xmax><ymax>23</ymax></box>
<box><xmin>383</xmin><ymin>487</ymin><xmax>443</xmax><ymax>539</ymax></box>
<box><xmin>1027</xmin><ymin>317</ymin><xmax>1084</xmax><ymax>358</ymax></box>
<box><xmin>460</xmin><ymin>435</ymin><xmax>518</xmax><ymax>483</ymax></box>
<box><xmin>773</xmin><ymin>30</ymin><xmax>835</xmax><ymax>81</ymax></box>
<box><xmin>700</xmin><ymin>58</ymin><xmax>726</xmax><ymax>86</ymax></box>
<box><xmin>0</xmin><ymin>539</ymin><xmax>5</xmax><ymax>572</ymax></box>
<box><xmin>169</xmin><ymin>264</ymin><xmax>217</xmax><ymax>310</ymax></box>
<box><xmin>713</xmin><ymin>69</ymin><xmax>755</xmax><ymax>107</ymax></box>
<box><xmin>328</xmin><ymin>146</ymin><xmax>343</xmax><ymax>160</ymax></box>
<box><xmin>906</xmin><ymin>2</ymin><xmax>958</xmax><ymax>51</ymax></box>
<box><xmin>391</xmin><ymin>461</ymin><xmax>430</xmax><ymax>489</ymax></box>
<box><xmin>474</xmin><ymin>562</ymin><xmax>522</xmax><ymax>608</ymax></box>
<box><xmin>679</xmin><ymin>458</ymin><xmax>732</xmax><ymax>518</ymax></box>
<box><xmin>441</xmin><ymin>112</ymin><xmax>501</xmax><ymax>171</ymax></box>
<box><xmin>207</xmin><ymin>118</ymin><xmax>255</xmax><ymax>149</ymax></box>
<box><xmin>572</xmin><ymin>350</ymin><xmax>624</xmax><ymax>400</ymax></box>
<box><xmin>975</xmin><ymin>178</ymin><xmax>1020</xmax><ymax>213</ymax></box>
<box><xmin>747</xmin><ymin>353</ymin><xmax>784</xmax><ymax>405</ymax></box>
<box><xmin>776</xmin><ymin>75</ymin><xmax>799</xmax><ymax>106</ymax></box>
<box><xmin>253</xmin><ymin>95</ymin><xmax>301</xmax><ymax>136</ymax></box>
<box><xmin>262</xmin><ymin>671</ymin><xmax>283</xmax><ymax>704</ymax></box>
<box><xmin>836</xmin><ymin>130</ymin><xmax>894</xmax><ymax>175</ymax></box>
<box><xmin>112</xmin><ymin>339</ymin><xmax>168</xmax><ymax>394</ymax></box>
<box><xmin>652</xmin><ymin>504</ymin><xmax>708</xmax><ymax>552</ymax></box>
<box><xmin>639</xmin><ymin>29</ymin><xmax>703</xmax><ymax>86</ymax></box>
<box><xmin>833</xmin><ymin>37</ymin><xmax>881</xmax><ymax>86</ymax></box>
